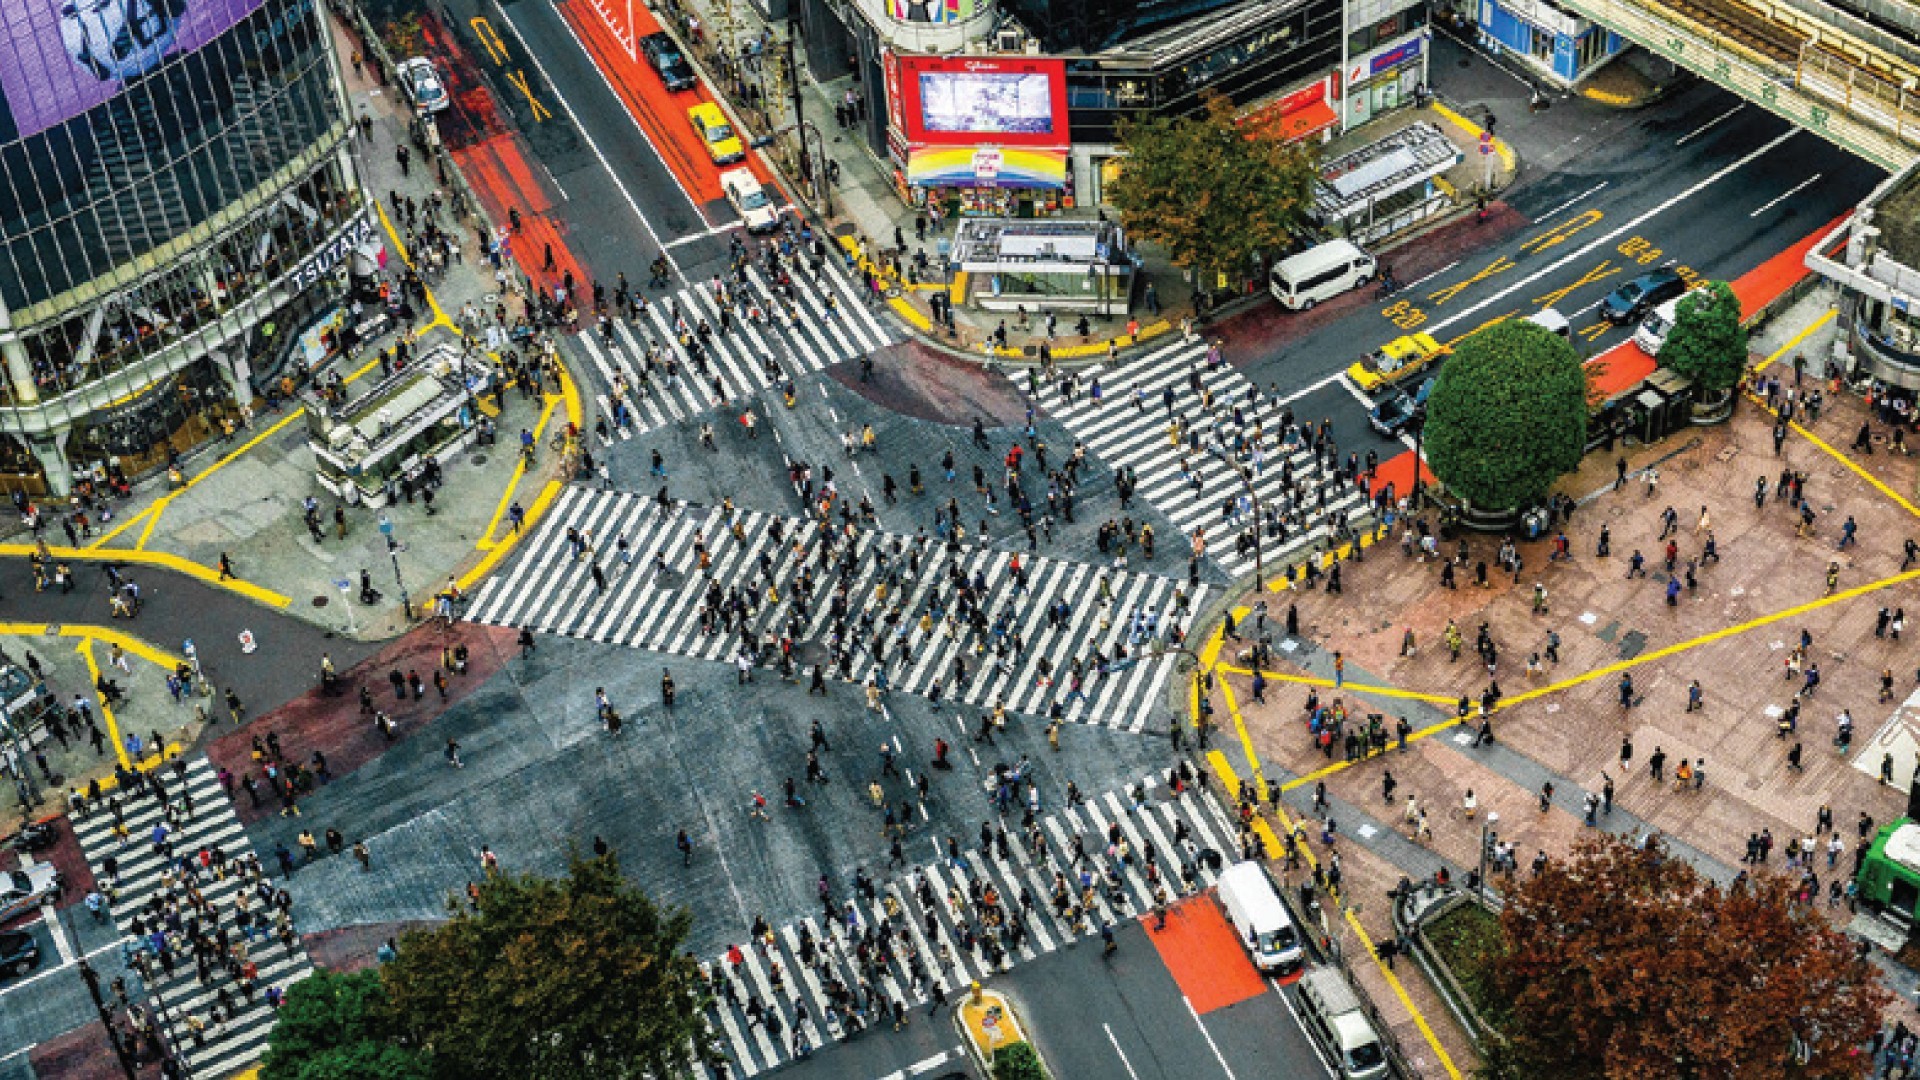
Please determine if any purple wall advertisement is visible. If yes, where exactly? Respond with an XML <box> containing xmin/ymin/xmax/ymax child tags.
<box><xmin>0</xmin><ymin>0</ymin><xmax>269</xmax><ymax>141</ymax></box>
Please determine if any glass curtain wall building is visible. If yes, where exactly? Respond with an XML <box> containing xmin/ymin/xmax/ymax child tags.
<box><xmin>0</xmin><ymin>0</ymin><xmax>365</xmax><ymax>495</ymax></box>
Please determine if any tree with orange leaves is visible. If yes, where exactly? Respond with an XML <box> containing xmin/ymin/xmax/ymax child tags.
<box><xmin>1485</xmin><ymin>835</ymin><xmax>1889</xmax><ymax>1080</ymax></box>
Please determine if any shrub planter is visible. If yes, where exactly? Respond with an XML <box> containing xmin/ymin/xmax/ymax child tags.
<box><xmin>1455</xmin><ymin>500</ymin><xmax>1522</xmax><ymax>534</ymax></box>
<box><xmin>1689</xmin><ymin>387</ymin><xmax>1734</xmax><ymax>425</ymax></box>
<box><xmin>953</xmin><ymin>983</ymin><xmax>1053</xmax><ymax>1079</ymax></box>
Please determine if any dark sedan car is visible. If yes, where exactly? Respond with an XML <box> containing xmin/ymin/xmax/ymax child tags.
<box><xmin>1599</xmin><ymin>266</ymin><xmax>1686</xmax><ymax>325</ymax></box>
<box><xmin>0</xmin><ymin>930</ymin><xmax>40</xmax><ymax>979</ymax></box>
<box><xmin>642</xmin><ymin>33</ymin><xmax>697</xmax><ymax>92</ymax></box>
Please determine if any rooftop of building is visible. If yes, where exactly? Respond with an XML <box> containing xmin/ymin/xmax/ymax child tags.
<box><xmin>1869</xmin><ymin>162</ymin><xmax>1920</xmax><ymax>269</ymax></box>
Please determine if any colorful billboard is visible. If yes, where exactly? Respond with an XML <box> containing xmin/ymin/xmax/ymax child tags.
<box><xmin>906</xmin><ymin>146</ymin><xmax>1068</xmax><ymax>188</ymax></box>
<box><xmin>887</xmin><ymin>0</ymin><xmax>976</xmax><ymax>24</ymax></box>
<box><xmin>897</xmin><ymin>55</ymin><xmax>1067</xmax><ymax>148</ymax></box>
<box><xmin>0</xmin><ymin>0</ymin><xmax>271</xmax><ymax>140</ymax></box>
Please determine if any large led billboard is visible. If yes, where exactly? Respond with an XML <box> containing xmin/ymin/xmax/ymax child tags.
<box><xmin>897</xmin><ymin>55</ymin><xmax>1068</xmax><ymax>148</ymax></box>
<box><xmin>0</xmin><ymin>0</ymin><xmax>270</xmax><ymax>140</ymax></box>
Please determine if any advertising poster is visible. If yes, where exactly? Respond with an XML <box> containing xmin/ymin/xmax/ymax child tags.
<box><xmin>0</xmin><ymin>0</ymin><xmax>271</xmax><ymax>139</ymax></box>
<box><xmin>897</xmin><ymin>55</ymin><xmax>1069</xmax><ymax>148</ymax></box>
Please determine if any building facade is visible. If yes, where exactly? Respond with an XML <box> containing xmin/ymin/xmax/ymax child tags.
<box><xmin>0</xmin><ymin>0</ymin><xmax>367</xmax><ymax>496</ymax></box>
<box><xmin>1472</xmin><ymin>0</ymin><xmax>1623</xmax><ymax>86</ymax></box>
<box><xmin>794</xmin><ymin>0</ymin><xmax>1430</xmax><ymax>218</ymax></box>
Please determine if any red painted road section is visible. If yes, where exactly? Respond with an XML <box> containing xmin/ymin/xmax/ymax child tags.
<box><xmin>1370</xmin><ymin>212</ymin><xmax>1848</xmax><ymax>492</ymax></box>
<box><xmin>559</xmin><ymin>0</ymin><xmax>749</xmax><ymax>207</ymax></box>
<box><xmin>205</xmin><ymin>625</ymin><xmax>517</xmax><ymax>825</ymax></box>
<box><xmin>1144</xmin><ymin>894</ymin><xmax>1271</xmax><ymax>1013</ymax></box>
<box><xmin>415</xmin><ymin>13</ymin><xmax>589</xmax><ymax>297</ymax></box>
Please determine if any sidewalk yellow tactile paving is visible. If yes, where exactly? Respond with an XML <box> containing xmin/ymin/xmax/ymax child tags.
<box><xmin>0</xmin><ymin>545</ymin><xmax>291</xmax><ymax>608</ymax></box>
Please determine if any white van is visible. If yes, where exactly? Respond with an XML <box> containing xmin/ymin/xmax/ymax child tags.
<box><xmin>1270</xmin><ymin>240</ymin><xmax>1375</xmax><ymax>311</ymax></box>
<box><xmin>1633</xmin><ymin>292</ymin><xmax>1696</xmax><ymax>357</ymax></box>
<box><xmin>1523</xmin><ymin>307</ymin><xmax>1571</xmax><ymax>339</ymax></box>
<box><xmin>1216</xmin><ymin>861</ymin><xmax>1304</xmax><ymax>974</ymax></box>
<box><xmin>1299</xmin><ymin>967</ymin><xmax>1390</xmax><ymax>1080</ymax></box>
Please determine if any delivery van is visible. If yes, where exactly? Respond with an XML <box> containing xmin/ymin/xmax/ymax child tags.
<box><xmin>1270</xmin><ymin>240</ymin><xmax>1375</xmax><ymax>310</ymax></box>
<box><xmin>1216</xmin><ymin>861</ymin><xmax>1304</xmax><ymax>975</ymax></box>
<box><xmin>1299</xmin><ymin>967</ymin><xmax>1390</xmax><ymax>1079</ymax></box>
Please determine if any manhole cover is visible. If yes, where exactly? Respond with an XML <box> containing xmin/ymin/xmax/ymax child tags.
<box><xmin>472</xmin><ymin>455</ymin><xmax>488</xmax><ymax>466</ymax></box>
<box><xmin>312</xmin><ymin>595</ymin><xmax>329</xmax><ymax>607</ymax></box>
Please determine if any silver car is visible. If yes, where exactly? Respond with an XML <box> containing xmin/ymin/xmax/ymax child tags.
<box><xmin>0</xmin><ymin>865</ymin><xmax>61</xmax><ymax>923</ymax></box>
<box><xmin>397</xmin><ymin>57</ymin><xmax>450</xmax><ymax>116</ymax></box>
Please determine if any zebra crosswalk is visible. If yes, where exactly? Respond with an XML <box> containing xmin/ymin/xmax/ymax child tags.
<box><xmin>693</xmin><ymin>774</ymin><xmax>1247</xmax><ymax>1077</ymax></box>
<box><xmin>1033</xmin><ymin>338</ymin><xmax>1371</xmax><ymax>581</ymax></box>
<box><xmin>569</xmin><ymin>255</ymin><xmax>898</xmax><ymax>440</ymax></box>
<box><xmin>466</xmin><ymin>486</ymin><xmax>1208</xmax><ymax>733</ymax></box>
<box><xmin>70</xmin><ymin>756</ymin><xmax>314</xmax><ymax>1079</ymax></box>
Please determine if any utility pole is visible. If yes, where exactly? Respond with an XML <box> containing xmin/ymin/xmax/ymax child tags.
<box><xmin>783</xmin><ymin>32</ymin><xmax>812</xmax><ymax>192</ymax></box>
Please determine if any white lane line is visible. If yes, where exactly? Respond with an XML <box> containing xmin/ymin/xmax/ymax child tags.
<box><xmin>39</xmin><ymin>901</ymin><xmax>74</xmax><ymax>965</ymax></box>
<box><xmin>1429</xmin><ymin>128</ymin><xmax>1798</xmax><ymax>335</ymax></box>
<box><xmin>1676</xmin><ymin>104</ymin><xmax>1744</xmax><ymax>146</ymax></box>
<box><xmin>493</xmin><ymin>3</ymin><xmax>693</xmax><ymax>272</ymax></box>
<box><xmin>1750</xmin><ymin>174</ymin><xmax>1823</xmax><ymax>218</ymax></box>
<box><xmin>1104</xmin><ymin>1023</ymin><xmax>1145</xmax><ymax>1080</ymax></box>
<box><xmin>1531</xmin><ymin>181</ymin><xmax>1609</xmax><ymax>223</ymax></box>
<box><xmin>666</xmin><ymin>220</ymin><xmax>744</xmax><ymax>249</ymax></box>
<box><xmin>0</xmin><ymin>938</ymin><xmax>124</xmax><ymax>999</ymax></box>
<box><xmin>1272</xmin><ymin>982</ymin><xmax>1338</xmax><ymax>1077</ymax></box>
<box><xmin>1185</xmin><ymin>996</ymin><xmax>1239</xmax><ymax>1080</ymax></box>
<box><xmin>1275</xmin><ymin>370</ymin><xmax>1346</xmax><ymax>406</ymax></box>
<box><xmin>1398</xmin><ymin>259</ymin><xmax>1459</xmax><ymax>295</ymax></box>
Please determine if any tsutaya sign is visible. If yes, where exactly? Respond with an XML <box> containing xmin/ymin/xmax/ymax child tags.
<box><xmin>288</xmin><ymin>211</ymin><xmax>379</xmax><ymax>294</ymax></box>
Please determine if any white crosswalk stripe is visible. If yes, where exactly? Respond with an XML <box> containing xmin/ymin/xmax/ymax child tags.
<box><xmin>689</xmin><ymin>776</ymin><xmax>1245</xmax><ymax>1077</ymax></box>
<box><xmin>69</xmin><ymin>756</ymin><xmax>315</xmax><ymax>1078</ymax></box>
<box><xmin>1026</xmin><ymin>338</ymin><xmax>1372</xmax><ymax>580</ymax></box>
<box><xmin>467</xmin><ymin>487</ymin><xmax>1209</xmax><ymax>733</ymax></box>
<box><xmin>566</xmin><ymin>256</ymin><xmax>901</xmax><ymax>439</ymax></box>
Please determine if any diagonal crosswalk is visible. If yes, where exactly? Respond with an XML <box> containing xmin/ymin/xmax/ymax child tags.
<box><xmin>1030</xmin><ymin>338</ymin><xmax>1371</xmax><ymax>581</ymax></box>
<box><xmin>69</xmin><ymin>756</ymin><xmax>314</xmax><ymax>1079</ymax></box>
<box><xmin>570</xmin><ymin>255</ymin><xmax>898</xmax><ymax>441</ymax></box>
<box><xmin>466</xmin><ymin>487</ymin><xmax>1208</xmax><ymax>733</ymax></box>
<box><xmin>692</xmin><ymin>775</ymin><xmax>1248</xmax><ymax>1077</ymax></box>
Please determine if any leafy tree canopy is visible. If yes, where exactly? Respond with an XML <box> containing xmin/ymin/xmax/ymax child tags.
<box><xmin>1424</xmin><ymin>320</ymin><xmax>1587</xmax><ymax>510</ymax></box>
<box><xmin>260</xmin><ymin>969</ymin><xmax>429</xmax><ymax>1080</ymax></box>
<box><xmin>1656</xmin><ymin>279</ymin><xmax>1747</xmax><ymax>393</ymax></box>
<box><xmin>381</xmin><ymin>855</ymin><xmax>715</xmax><ymax>1080</ymax></box>
<box><xmin>1488</xmin><ymin>836</ymin><xmax>1889</xmax><ymax>1080</ymax></box>
<box><xmin>1106</xmin><ymin>93</ymin><xmax>1318</xmax><ymax>287</ymax></box>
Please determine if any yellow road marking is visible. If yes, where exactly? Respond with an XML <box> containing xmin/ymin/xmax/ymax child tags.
<box><xmin>75</xmin><ymin>638</ymin><xmax>131</xmax><ymax>769</ymax></box>
<box><xmin>0</xmin><ymin>545</ymin><xmax>291</xmax><ymax>608</ymax></box>
<box><xmin>87</xmin><ymin>503</ymin><xmax>155</xmax><ymax>551</ymax></box>
<box><xmin>1753</xmin><ymin>309</ymin><xmax>1835</xmax><ymax>372</ymax></box>
<box><xmin>1430</xmin><ymin>102</ymin><xmax>1514</xmax><ymax>173</ymax></box>
<box><xmin>134</xmin><ymin>497</ymin><xmax>170</xmax><ymax>550</ymax></box>
<box><xmin>458</xmin><ymin>481</ymin><xmax>562</xmax><ymax>594</ymax></box>
<box><xmin>1215</xmin><ymin>664</ymin><xmax>1458</xmax><ymax>704</ymax></box>
<box><xmin>1192</xmin><ymin>619</ymin><xmax>1462</xmax><ymax>1078</ymax></box>
<box><xmin>477</xmin><ymin>394</ymin><xmax>559</xmax><ymax>550</ymax></box>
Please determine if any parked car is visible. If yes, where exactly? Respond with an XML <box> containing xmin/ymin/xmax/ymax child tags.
<box><xmin>687</xmin><ymin>103</ymin><xmax>744</xmax><ymax>164</ymax></box>
<box><xmin>1600</xmin><ymin>266</ymin><xmax>1686</xmax><ymax>325</ymax></box>
<box><xmin>396</xmin><ymin>58</ymin><xmax>450</xmax><ymax>115</ymax></box>
<box><xmin>720</xmin><ymin>169</ymin><xmax>779</xmax><ymax>232</ymax></box>
<box><xmin>0</xmin><ymin>930</ymin><xmax>40</xmax><ymax>979</ymax></box>
<box><xmin>0</xmin><ymin>865</ymin><xmax>60</xmax><ymax>923</ymax></box>
<box><xmin>1347</xmin><ymin>332</ymin><xmax>1443</xmax><ymax>396</ymax></box>
<box><xmin>641</xmin><ymin>33</ymin><xmax>697</xmax><ymax>92</ymax></box>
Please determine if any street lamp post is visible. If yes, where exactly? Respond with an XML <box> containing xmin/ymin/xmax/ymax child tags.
<box><xmin>379</xmin><ymin>515</ymin><xmax>414</xmax><ymax>621</ymax></box>
<box><xmin>1477</xmin><ymin>811</ymin><xmax>1500</xmax><ymax>899</ymax></box>
<box><xmin>0</xmin><ymin>670</ymin><xmax>43</xmax><ymax>811</ymax></box>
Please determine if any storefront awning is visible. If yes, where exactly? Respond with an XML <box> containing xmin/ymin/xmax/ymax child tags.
<box><xmin>907</xmin><ymin>147</ymin><xmax>1068</xmax><ymax>189</ymax></box>
<box><xmin>1274</xmin><ymin>100</ymin><xmax>1338</xmax><ymax>142</ymax></box>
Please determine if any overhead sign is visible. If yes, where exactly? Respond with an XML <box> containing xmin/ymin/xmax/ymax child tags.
<box><xmin>289</xmin><ymin>212</ymin><xmax>379</xmax><ymax>293</ymax></box>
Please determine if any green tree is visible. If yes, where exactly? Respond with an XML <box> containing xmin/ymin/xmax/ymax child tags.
<box><xmin>381</xmin><ymin>855</ymin><xmax>715</xmax><ymax>1080</ymax></box>
<box><xmin>1489</xmin><ymin>836</ymin><xmax>1890</xmax><ymax>1080</ymax></box>
<box><xmin>260</xmin><ymin>969</ymin><xmax>429</xmax><ymax>1080</ymax></box>
<box><xmin>993</xmin><ymin>1040</ymin><xmax>1049</xmax><ymax>1080</ymax></box>
<box><xmin>1424</xmin><ymin>320</ymin><xmax>1587</xmax><ymax>511</ymax></box>
<box><xmin>1654</xmin><ymin>279</ymin><xmax>1747</xmax><ymax>393</ymax></box>
<box><xmin>1106</xmin><ymin>92</ymin><xmax>1317</xmax><ymax>294</ymax></box>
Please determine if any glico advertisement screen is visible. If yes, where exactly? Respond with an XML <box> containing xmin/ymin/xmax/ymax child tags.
<box><xmin>0</xmin><ymin>0</ymin><xmax>270</xmax><ymax>141</ymax></box>
<box><xmin>898</xmin><ymin>55</ymin><xmax>1067</xmax><ymax>148</ymax></box>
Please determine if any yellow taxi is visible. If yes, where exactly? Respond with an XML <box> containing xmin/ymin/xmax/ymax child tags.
<box><xmin>688</xmin><ymin>103</ymin><xmax>744</xmax><ymax>165</ymax></box>
<box><xmin>1347</xmin><ymin>332</ymin><xmax>1444</xmax><ymax>396</ymax></box>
